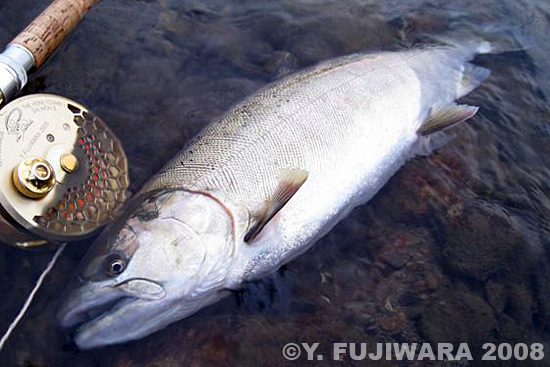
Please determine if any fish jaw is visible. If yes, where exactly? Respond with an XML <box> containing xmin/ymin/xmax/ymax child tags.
<box><xmin>57</xmin><ymin>277</ymin><xmax>170</xmax><ymax>349</ymax></box>
<box><xmin>59</xmin><ymin>282</ymin><xmax>227</xmax><ymax>349</ymax></box>
<box><xmin>75</xmin><ymin>292</ymin><xmax>229</xmax><ymax>349</ymax></box>
<box><xmin>73</xmin><ymin>297</ymin><xmax>165</xmax><ymax>349</ymax></box>
<box><xmin>57</xmin><ymin>280</ymin><xmax>124</xmax><ymax>329</ymax></box>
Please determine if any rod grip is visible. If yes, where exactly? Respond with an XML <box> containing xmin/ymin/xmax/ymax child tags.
<box><xmin>9</xmin><ymin>0</ymin><xmax>100</xmax><ymax>68</ymax></box>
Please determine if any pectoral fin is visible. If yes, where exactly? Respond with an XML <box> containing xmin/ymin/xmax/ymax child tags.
<box><xmin>417</xmin><ymin>102</ymin><xmax>479</xmax><ymax>136</ymax></box>
<box><xmin>244</xmin><ymin>169</ymin><xmax>308</xmax><ymax>243</ymax></box>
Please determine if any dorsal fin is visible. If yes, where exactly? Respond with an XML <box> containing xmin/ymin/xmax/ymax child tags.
<box><xmin>244</xmin><ymin>169</ymin><xmax>308</xmax><ymax>243</ymax></box>
<box><xmin>417</xmin><ymin>102</ymin><xmax>479</xmax><ymax>136</ymax></box>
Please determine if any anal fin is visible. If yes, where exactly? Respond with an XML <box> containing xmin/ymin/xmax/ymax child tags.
<box><xmin>245</xmin><ymin>169</ymin><xmax>308</xmax><ymax>243</ymax></box>
<box><xmin>457</xmin><ymin>63</ymin><xmax>491</xmax><ymax>97</ymax></box>
<box><xmin>417</xmin><ymin>102</ymin><xmax>479</xmax><ymax>136</ymax></box>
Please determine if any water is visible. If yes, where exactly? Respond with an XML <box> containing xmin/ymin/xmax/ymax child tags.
<box><xmin>1</xmin><ymin>0</ymin><xmax>550</xmax><ymax>365</ymax></box>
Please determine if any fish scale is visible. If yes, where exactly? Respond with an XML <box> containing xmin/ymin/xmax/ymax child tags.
<box><xmin>147</xmin><ymin>52</ymin><xmax>416</xmax><ymax>201</ymax></box>
<box><xmin>145</xmin><ymin>54</ymin><xmax>415</xmax><ymax>254</ymax></box>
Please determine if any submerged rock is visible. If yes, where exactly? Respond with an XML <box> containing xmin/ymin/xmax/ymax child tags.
<box><xmin>418</xmin><ymin>290</ymin><xmax>496</xmax><ymax>345</ymax></box>
<box><xmin>485</xmin><ymin>279</ymin><xmax>508</xmax><ymax>314</ymax></box>
<box><xmin>507</xmin><ymin>284</ymin><xmax>534</xmax><ymax>329</ymax></box>
<box><xmin>441</xmin><ymin>199</ymin><xmax>527</xmax><ymax>281</ymax></box>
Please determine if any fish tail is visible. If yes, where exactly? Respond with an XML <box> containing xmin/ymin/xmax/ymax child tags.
<box><xmin>409</xmin><ymin>40</ymin><xmax>492</xmax><ymax>152</ymax></box>
<box><xmin>428</xmin><ymin>23</ymin><xmax>532</xmax><ymax>55</ymax></box>
<box><xmin>407</xmin><ymin>40</ymin><xmax>491</xmax><ymax>105</ymax></box>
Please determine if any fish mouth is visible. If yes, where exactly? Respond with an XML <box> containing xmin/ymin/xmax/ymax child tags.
<box><xmin>58</xmin><ymin>284</ymin><xmax>135</xmax><ymax>331</ymax></box>
<box><xmin>58</xmin><ymin>277</ymin><xmax>166</xmax><ymax>330</ymax></box>
<box><xmin>59</xmin><ymin>294</ymin><xmax>134</xmax><ymax>331</ymax></box>
<box><xmin>57</xmin><ymin>278</ymin><xmax>168</xmax><ymax>349</ymax></box>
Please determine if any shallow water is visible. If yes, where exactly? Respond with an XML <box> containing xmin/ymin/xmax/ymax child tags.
<box><xmin>1</xmin><ymin>0</ymin><xmax>550</xmax><ymax>365</ymax></box>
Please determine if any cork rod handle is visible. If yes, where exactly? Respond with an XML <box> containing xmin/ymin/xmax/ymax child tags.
<box><xmin>10</xmin><ymin>0</ymin><xmax>100</xmax><ymax>68</ymax></box>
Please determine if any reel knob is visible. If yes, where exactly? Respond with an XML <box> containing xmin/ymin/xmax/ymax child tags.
<box><xmin>0</xmin><ymin>94</ymin><xmax>129</xmax><ymax>248</ymax></box>
<box><xmin>13</xmin><ymin>157</ymin><xmax>57</xmax><ymax>198</ymax></box>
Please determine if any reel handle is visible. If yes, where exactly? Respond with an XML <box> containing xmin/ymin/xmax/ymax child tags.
<box><xmin>10</xmin><ymin>0</ymin><xmax>100</xmax><ymax>68</ymax></box>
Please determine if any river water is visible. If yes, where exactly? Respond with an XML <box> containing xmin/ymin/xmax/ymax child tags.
<box><xmin>1</xmin><ymin>0</ymin><xmax>550</xmax><ymax>365</ymax></box>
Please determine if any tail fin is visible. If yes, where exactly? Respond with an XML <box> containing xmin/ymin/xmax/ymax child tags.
<box><xmin>391</xmin><ymin>5</ymin><xmax>533</xmax><ymax>55</ymax></box>
<box><xmin>419</xmin><ymin>23</ymin><xmax>532</xmax><ymax>55</ymax></box>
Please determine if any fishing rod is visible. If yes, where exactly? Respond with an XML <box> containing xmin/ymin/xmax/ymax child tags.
<box><xmin>0</xmin><ymin>0</ymin><xmax>129</xmax><ymax>249</ymax></box>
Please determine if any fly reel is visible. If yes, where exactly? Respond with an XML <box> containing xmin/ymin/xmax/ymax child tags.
<box><xmin>0</xmin><ymin>94</ymin><xmax>129</xmax><ymax>248</ymax></box>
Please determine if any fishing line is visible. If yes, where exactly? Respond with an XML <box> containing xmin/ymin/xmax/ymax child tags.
<box><xmin>0</xmin><ymin>243</ymin><xmax>67</xmax><ymax>352</ymax></box>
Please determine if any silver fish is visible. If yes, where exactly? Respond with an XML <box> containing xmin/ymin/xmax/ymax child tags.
<box><xmin>58</xmin><ymin>41</ymin><xmax>491</xmax><ymax>349</ymax></box>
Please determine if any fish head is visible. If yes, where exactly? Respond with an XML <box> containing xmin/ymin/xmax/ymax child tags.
<box><xmin>57</xmin><ymin>189</ymin><xmax>237</xmax><ymax>349</ymax></box>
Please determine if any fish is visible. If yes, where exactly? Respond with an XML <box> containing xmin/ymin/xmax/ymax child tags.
<box><xmin>57</xmin><ymin>41</ymin><xmax>491</xmax><ymax>349</ymax></box>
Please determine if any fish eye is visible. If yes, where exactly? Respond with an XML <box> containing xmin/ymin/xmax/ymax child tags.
<box><xmin>105</xmin><ymin>255</ymin><xmax>126</xmax><ymax>277</ymax></box>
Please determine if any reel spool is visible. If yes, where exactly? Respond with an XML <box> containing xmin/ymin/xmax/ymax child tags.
<box><xmin>0</xmin><ymin>94</ymin><xmax>129</xmax><ymax>248</ymax></box>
